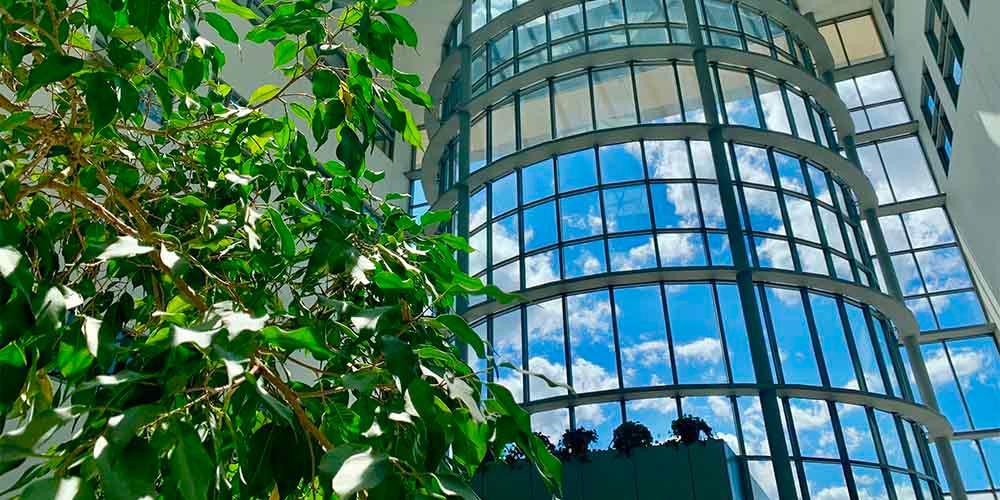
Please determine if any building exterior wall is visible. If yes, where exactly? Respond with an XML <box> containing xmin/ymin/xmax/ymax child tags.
<box><xmin>418</xmin><ymin>0</ymin><xmax>976</xmax><ymax>498</ymax></box>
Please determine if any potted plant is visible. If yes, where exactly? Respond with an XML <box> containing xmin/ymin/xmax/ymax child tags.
<box><xmin>558</xmin><ymin>427</ymin><xmax>598</xmax><ymax>460</ymax></box>
<box><xmin>671</xmin><ymin>415</ymin><xmax>714</xmax><ymax>444</ymax></box>
<box><xmin>499</xmin><ymin>432</ymin><xmax>557</xmax><ymax>465</ymax></box>
<box><xmin>611</xmin><ymin>421</ymin><xmax>654</xmax><ymax>456</ymax></box>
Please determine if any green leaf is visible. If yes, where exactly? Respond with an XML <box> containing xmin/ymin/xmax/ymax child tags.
<box><xmin>0</xmin><ymin>111</ymin><xmax>33</xmax><ymax>130</ymax></box>
<box><xmin>183</xmin><ymin>55</ymin><xmax>204</xmax><ymax>90</ymax></box>
<box><xmin>84</xmin><ymin>75</ymin><xmax>118</xmax><ymax>130</ymax></box>
<box><xmin>0</xmin><ymin>343</ymin><xmax>28</xmax><ymax>413</ymax></box>
<box><xmin>174</xmin><ymin>194</ymin><xmax>208</xmax><ymax>208</ymax></box>
<box><xmin>22</xmin><ymin>477</ymin><xmax>95</xmax><ymax>500</ymax></box>
<box><xmin>18</xmin><ymin>55</ymin><xmax>84</xmax><ymax>101</ymax></box>
<box><xmin>249</xmin><ymin>84</ymin><xmax>281</xmax><ymax>106</ymax></box>
<box><xmin>324</xmin><ymin>448</ymin><xmax>388</xmax><ymax>497</ymax></box>
<box><xmin>168</xmin><ymin>422</ymin><xmax>214</xmax><ymax>500</ymax></box>
<box><xmin>87</xmin><ymin>0</ymin><xmax>115</xmax><ymax>35</ymax></box>
<box><xmin>273</xmin><ymin>39</ymin><xmax>298</xmax><ymax>68</ymax></box>
<box><xmin>267</xmin><ymin>208</ymin><xmax>295</xmax><ymax>258</ymax></box>
<box><xmin>216</xmin><ymin>0</ymin><xmax>259</xmax><ymax>20</ymax></box>
<box><xmin>127</xmin><ymin>0</ymin><xmax>165</xmax><ymax>35</ymax></box>
<box><xmin>97</xmin><ymin>236</ymin><xmax>155</xmax><ymax>261</ymax></box>
<box><xmin>435</xmin><ymin>314</ymin><xmax>485</xmax><ymax>359</ymax></box>
<box><xmin>373</xmin><ymin>271</ymin><xmax>411</xmax><ymax>290</ymax></box>
<box><xmin>261</xmin><ymin>325</ymin><xmax>333</xmax><ymax>358</ymax></box>
<box><xmin>57</xmin><ymin>342</ymin><xmax>94</xmax><ymax>379</ymax></box>
<box><xmin>97</xmin><ymin>438</ymin><xmax>158</xmax><ymax>500</ymax></box>
<box><xmin>203</xmin><ymin>12</ymin><xmax>239</xmax><ymax>44</ymax></box>
<box><xmin>420</xmin><ymin>210</ymin><xmax>451</xmax><ymax>227</ymax></box>
<box><xmin>380</xmin><ymin>12</ymin><xmax>418</xmax><ymax>47</ymax></box>
<box><xmin>311</xmin><ymin>69</ymin><xmax>339</xmax><ymax>99</ymax></box>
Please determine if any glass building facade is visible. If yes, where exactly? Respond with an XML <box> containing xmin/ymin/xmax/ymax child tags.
<box><xmin>418</xmin><ymin>0</ymin><xmax>990</xmax><ymax>498</ymax></box>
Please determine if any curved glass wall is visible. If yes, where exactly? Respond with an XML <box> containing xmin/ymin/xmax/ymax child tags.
<box><xmin>427</xmin><ymin>0</ymin><xmax>958</xmax><ymax>498</ymax></box>
<box><xmin>470</xmin><ymin>281</ymin><xmax>937</xmax><ymax>498</ymax></box>
<box><xmin>465</xmin><ymin>138</ymin><xmax>875</xmax><ymax>300</ymax></box>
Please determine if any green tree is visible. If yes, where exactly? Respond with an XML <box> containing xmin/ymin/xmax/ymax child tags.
<box><xmin>0</xmin><ymin>0</ymin><xmax>561</xmax><ymax>497</ymax></box>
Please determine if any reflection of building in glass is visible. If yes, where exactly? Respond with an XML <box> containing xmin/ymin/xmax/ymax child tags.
<box><xmin>408</xmin><ymin>0</ymin><xmax>1000</xmax><ymax>498</ymax></box>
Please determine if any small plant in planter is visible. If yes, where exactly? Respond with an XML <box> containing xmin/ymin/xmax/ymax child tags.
<box><xmin>672</xmin><ymin>415</ymin><xmax>714</xmax><ymax>444</ymax></box>
<box><xmin>558</xmin><ymin>427</ymin><xmax>599</xmax><ymax>460</ymax></box>
<box><xmin>612</xmin><ymin>421</ymin><xmax>654</xmax><ymax>456</ymax></box>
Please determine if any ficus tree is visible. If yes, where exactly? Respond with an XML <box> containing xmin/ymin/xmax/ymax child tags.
<box><xmin>0</xmin><ymin>0</ymin><xmax>562</xmax><ymax>498</ymax></box>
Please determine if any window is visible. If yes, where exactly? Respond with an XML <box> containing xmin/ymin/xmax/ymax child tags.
<box><xmin>919</xmin><ymin>66</ymin><xmax>956</xmax><ymax>174</ymax></box>
<box><xmin>819</xmin><ymin>14</ymin><xmax>886</xmax><ymax>68</ymax></box>
<box><xmin>408</xmin><ymin>177</ymin><xmax>429</xmax><ymax>218</ymax></box>
<box><xmin>925</xmin><ymin>0</ymin><xmax>964</xmax><ymax>101</ymax></box>
<box><xmin>836</xmin><ymin>71</ymin><xmax>909</xmax><ymax>133</ymax></box>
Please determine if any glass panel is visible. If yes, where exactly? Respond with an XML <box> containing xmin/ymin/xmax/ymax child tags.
<box><xmin>520</xmin><ymin>85</ymin><xmax>552</xmax><ymax>149</ymax></box>
<box><xmin>657</xmin><ymin>233</ymin><xmax>706</xmax><ymax>266</ymax></box>
<box><xmin>875</xmin><ymin>411</ymin><xmax>908</xmax><ymax>469</ymax></box>
<box><xmin>744</xmin><ymin>187</ymin><xmax>784</xmax><ymax>235</ymax></box>
<box><xmin>616</xmin><ymin>285</ymin><xmax>671</xmax><ymax>387</ymax></box>
<box><xmin>785</xmin><ymin>196</ymin><xmax>820</xmax><ymax>243</ymax></box>
<box><xmin>690</xmin><ymin>141</ymin><xmax>716</xmax><ymax>179</ymax></box>
<box><xmin>945</xmin><ymin>337</ymin><xmax>1000</xmax><ymax>429</ymax></box>
<box><xmin>554</xmin><ymin>73</ymin><xmax>593</xmax><ymax>137</ymax></box>
<box><xmin>527</xmin><ymin>298</ymin><xmax>568</xmax><ymax>400</ymax></box>
<box><xmin>524</xmin><ymin>201</ymin><xmax>558</xmax><ymax>252</ymax></box>
<box><xmin>492</xmin><ymin>173</ymin><xmax>517</xmax><ymax>218</ymax></box>
<box><xmin>787</xmin><ymin>91</ymin><xmax>815</xmax><ymax>142</ymax></box>
<box><xmin>645</xmin><ymin>140</ymin><xmax>692</xmax><ymax>178</ymax></box>
<box><xmin>792</xmin><ymin>399</ymin><xmax>837</xmax><ymax>458</ymax></box>
<box><xmin>532</xmin><ymin>408</ymin><xmax>569</xmax><ymax>443</ymax></box>
<box><xmin>922</xmin><ymin>343</ymin><xmax>971</xmax><ymax>429</ymax></box>
<box><xmin>560</xmin><ymin>191</ymin><xmax>603</xmax><ymax>240</ymax></box>
<box><xmin>470</xmin><ymin>115</ymin><xmax>487</xmax><ymax>172</ymax></box>
<box><xmin>765</xmin><ymin>288</ymin><xmax>820</xmax><ymax>385</ymax></box>
<box><xmin>627</xmin><ymin>398</ymin><xmax>676</xmax><ymax>442</ymax></box>
<box><xmin>837</xmin><ymin>403</ymin><xmax>878</xmax><ymax>462</ymax></box>
<box><xmin>699</xmin><ymin>184</ymin><xmax>725</xmax><ymax>228</ymax></box>
<box><xmin>491</xmin><ymin>214</ymin><xmax>519</xmax><ymax>264</ymax></box>
<box><xmin>604</xmin><ymin>185</ymin><xmax>651</xmax><ymax>232</ymax></box>
<box><xmin>678</xmin><ymin>65</ymin><xmax>706</xmax><ymax>122</ymax></box>
<box><xmin>809</xmin><ymin>293</ymin><xmax>857</xmax><ymax>390</ymax></box>
<box><xmin>719</xmin><ymin>284</ymin><xmax>754</xmax><ymax>383</ymax></box>
<box><xmin>518</xmin><ymin>16</ymin><xmax>547</xmax><ymax>54</ymax></box>
<box><xmin>635</xmin><ymin>65</ymin><xmax>683</xmax><ymax>124</ymax></box>
<box><xmin>593</xmin><ymin>66</ymin><xmax>637</xmax><ymax>129</ymax></box>
<box><xmin>755</xmin><ymin>237</ymin><xmax>793</xmax><ymax>270</ymax></box>
<box><xmin>522</xmin><ymin>159</ymin><xmax>555</xmax><ymax>203</ymax></box>
<box><xmin>774</xmin><ymin>153</ymin><xmax>807</xmax><ymax>194</ymax></box>
<box><xmin>852</xmin><ymin>466</ymin><xmax>888</xmax><ymax>499</ymax></box>
<box><xmin>550</xmin><ymin>4</ymin><xmax>585</xmax><ymax>40</ymax></box>
<box><xmin>757</xmin><ymin>78</ymin><xmax>791</xmax><ymax>135</ymax></box>
<box><xmin>493</xmin><ymin>308</ymin><xmax>523</xmax><ymax>402</ymax></box>
<box><xmin>856</xmin><ymin>71</ymin><xmax>902</xmax><ymax>105</ymax></box>
<box><xmin>599</xmin><ymin>142</ymin><xmax>645</xmax><ymax>183</ymax></box>
<box><xmin>718</xmin><ymin>69</ymin><xmax>760</xmax><ymax>128</ymax></box>
<box><xmin>651</xmin><ymin>183</ymin><xmax>699</xmax><ymax>228</ymax></box>
<box><xmin>915</xmin><ymin>247</ymin><xmax>971</xmax><ymax>292</ymax></box>
<box><xmin>557</xmin><ymin>148</ymin><xmax>598</xmax><ymax>192</ymax></box>
<box><xmin>625</xmin><ymin>0</ymin><xmax>665</xmax><ymax>23</ymax></box>
<box><xmin>469</xmin><ymin>229</ymin><xmax>487</xmax><ymax>275</ymax></box>
<box><xmin>837</xmin><ymin>15</ymin><xmax>885</xmax><ymax>65</ymax></box>
<box><xmin>525</xmin><ymin>250</ymin><xmax>560</xmax><ymax>288</ymax></box>
<box><xmin>703</xmin><ymin>0</ymin><xmax>737</xmax><ymax>29</ymax></box>
<box><xmin>609</xmin><ymin>235</ymin><xmax>657</xmax><ymax>271</ymax></box>
<box><xmin>575</xmin><ymin>402</ymin><xmax>622</xmax><ymax>449</ymax></box>
<box><xmin>563</xmin><ymin>239</ymin><xmax>607</xmax><ymax>278</ymax></box>
<box><xmin>877</xmin><ymin>137</ymin><xmax>937</xmax><ymax>202</ymax></box>
<box><xmin>567</xmin><ymin>291</ymin><xmax>619</xmax><ymax>392</ymax></box>
<box><xmin>489</xmin><ymin>31</ymin><xmax>514</xmax><ymax>70</ymax></box>
<box><xmin>666</xmin><ymin>284</ymin><xmax>727</xmax><ymax>383</ymax></box>
<box><xmin>586</xmin><ymin>0</ymin><xmax>625</xmax><ymax>28</ymax></box>
<box><xmin>844</xmin><ymin>304</ymin><xmax>885</xmax><ymax>394</ymax></box>
<box><xmin>734</xmin><ymin>144</ymin><xmax>774</xmax><ymax>186</ymax></box>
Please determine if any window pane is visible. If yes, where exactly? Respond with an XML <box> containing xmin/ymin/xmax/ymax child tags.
<box><xmin>599</xmin><ymin>142</ymin><xmax>645</xmax><ymax>183</ymax></box>
<box><xmin>734</xmin><ymin>144</ymin><xmax>774</xmax><ymax>186</ymax></box>
<box><xmin>593</xmin><ymin>66</ymin><xmax>638</xmax><ymax>129</ymax></box>
<box><xmin>550</xmin><ymin>4</ymin><xmax>584</xmax><ymax>40</ymax></box>
<box><xmin>678</xmin><ymin>65</ymin><xmax>706</xmax><ymax>122</ymax></box>
<box><xmin>845</xmin><ymin>304</ymin><xmax>885</xmax><ymax>394</ymax></box>
<box><xmin>809</xmin><ymin>293</ymin><xmax>857</xmax><ymax>390</ymax></box>
<box><xmin>625</xmin><ymin>0</ymin><xmax>665</xmax><ymax>23</ymax></box>
<box><xmin>527</xmin><ymin>298</ymin><xmax>568</xmax><ymax>400</ymax></box>
<box><xmin>469</xmin><ymin>229</ymin><xmax>487</xmax><ymax>274</ymax></box>
<box><xmin>877</xmin><ymin>137</ymin><xmax>937</xmax><ymax>201</ymax></box>
<box><xmin>690</xmin><ymin>141</ymin><xmax>716</xmax><ymax>179</ymax></box>
<box><xmin>719</xmin><ymin>284</ymin><xmax>754</xmax><ymax>383</ymax></box>
<box><xmin>658</xmin><ymin>233</ymin><xmax>706</xmax><ymax>266</ymax></box>
<box><xmin>792</xmin><ymin>400</ymin><xmax>837</xmax><ymax>458</ymax></box>
<box><xmin>560</xmin><ymin>191</ymin><xmax>603</xmax><ymax>240</ymax></box>
<box><xmin>520</xmin><ymin>85</ymin><xmax>552</xmax><ymax>149</ymax></box>
<box><xmin>744</xmin><ymin>187</ymin><xmax>784</xmax><ymax>235</ymax></box>
<box><xmin>493</xmin><ymin>308</ymin><xmax>523</xmax><ymax>402</ymax></box>
<box><xmin>492</xmin><ymin>173</ymin><xmax>517</xmax><ymax>217</ymax></box>
<box><xmin>645</xmin><ymin>140</ymin><xmax>691</xmax><ymax>178</ymax></box>
<box><xmin>557</xmin><ymin>148</ymin><xmax>598</xmax><ymax>192</ymax></box>
<box><xmin>567</xmin><ymin>291</ymin><xmax>619</xmax><ymax>392</ymax></box>
<box><xmin>852</xmin><ymin>466</ymin><xmax>888</xmax><ymax>499</ymax></box>
<box><xmin>525</xmin><ymin>250</ymin><xmax>560</xmax><ymax>288</ymax></box>
<box><xmin>575</xmin><ymin>402</ymin><xmax>622</xmax><ymax>449</ymax></box>
<box><xmin>522</xmin><ymin>159</ymin><xmax>555</xmax><ymax>203</ymax></box>
<box><xmin>786</xmin><ymin>196</ymin><xmax>820</xmax><ymax>243</ymax></box>
<box><xmin>604</xmin><ymin>185</ymin><xmax>651</xmax><ymax>232</ymax></box>
<box><xmin>787</xmin><ymin>91</ymin><xmax>815</xmax><ymax>142</ymax></box>
<box><xmin>837</xmin><ymin>403</ymin><xmax>878</xmax><ymax>462</ymax></box>
<box><xmin>875</xmin><ymin>411</ymin><xmax>908</xmax><ymax>469</ymax></box>
<box><xmin>616</xmin><ymin>285</ymin><xmax>671</xmax><ymax>387</ymax></box>
<box><xmin>524</xmin><ymin>201</ymin><xmax>558</xmax><ymax>252</ymax></box>
<box><xmin>554</xmin><ymin>74</ymin><xmax>593</xmax><ymax>137</ymax></box>
<box><xmin>757</xmin><ymin>78</ymin><xmax>791</xmax><ymax>135</ymax></box>
<box><xmin>666</xmin><ymin>284</ymin><xmax>727</xmax><ymax>383</ymax></box>
<box><xmin>627</xmin><ymin>398</ymin><xmax>676</xmax><ymax>442</ymax></box>
<box><xmin>651</xmin><ymin>183</ymin><xmax>699</xmax><ymax>228</ymax></box>
<box><xmin>518</xmin><ymin>16</ymin><xmax>547</xmax><ymax>54</ymax></box>
<box><xmin>946</xmin><ymin>337</ymin><xmax>1000</xmax><ymax>429</ymax></box>
<box><xmin>718</xmin><ymin>69</ymin><xmax>760</xmax><ymax>128</ymax></box>
<box><xmin>586</xmin><ymin>0</ymin><xmax>624</xmax><ymax>28</ymax></box>
<box><xmin>915</xmin><ymin>247</ymin><xmax>971</xmax><ymax>292</ymax></box>
<box><xmin>765</xmin><ymin>288</ymin><xmax>820</xmax><ymax>385</ymax></box>
<box><xmin>699</xmin><ymin>184</ymin><xmax>725</xmax><ymax>228</ymax></box>
<box><xmin>837</xmin><ymin>15</ymin><xmax>885</xmax><ymax>65</ymax></box>
<box><xmin>470</xmin><ymin>115</ymin><xmax>487</xmax><ymax>172</ymax></box>
<box><xmin>564</xmin><ymin>239</ymin><xmax>606</xmax><ymax>278</ymax></box>
<box><xmin>609</xmin><ymin>235</ymin><xmax>657</xmax><ymax>271</ymax></box>
<box><xmin>532</xmin><ymin>408</ymin><xmax>569</xmax><ymax>443</ymax></box>
<box><xmin>856</xmin><ymin>71</ymin><xmax>902</xmax><ymax>105</ymax></box>
<box><xmin>635</xmin><ymin>65</ymin><xmax>683</xmax><ymax>124</ymax></box>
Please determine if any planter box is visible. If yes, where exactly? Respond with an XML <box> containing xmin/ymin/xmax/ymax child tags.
<box><xmin>474</xmin><ymin>440</ymin><xmax>752</xmax><ymax>500</ymax></box>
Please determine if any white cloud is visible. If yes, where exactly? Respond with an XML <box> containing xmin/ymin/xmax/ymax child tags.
<box><xmin>789</xmin><ymin>400</ymin><xmax>830</xmax><ymax>431</ymax></box>
<box><xmin>527</xmin><ymin>356</ymin><xmax>568</xmax><ymax>400</ymax></box>
<box><xmin>610</xmin><ymin>237</ymin><xmax>656</xmax><ymax>271</ymax></box>
<box><xmin>644</xmin><ymin>140</ymin><xmax>691</xmax><ymax>178</ymax></box>
<box><xmin>657</xmin><ymin>232</ymin><xmax>700</xmax><ymax>265</ymax></box>
<box><xmin>526</xmin><ymin>298</ymin><xmax>563</xmax><ymax>341</ymax></box>
<box><xmin>566</xmin><ymin>294</ymin><xmax>612</xmax><ymax>341</ymax></box>
<box><xmin>531</xmin><ymin>409</ymin><xmax>569</xmax><ymax>442</ymax></box>
<box><xmin>674</xmin><ymin>337</ymin><xmax>724</xmax><ymax>364</ymax></box>
<box><xmin>524</xmin><ymin>250</ymin><xmax>559</xmax><ymax>288</ymax></box>
<box><xmin>924</xmin><ymin>346</ymin><xmax>994</xmax><ymax>389</ymax></box>
<box><xmin>621</xmin><ymin>339</ymin><xmax>670</xmax><ymax>368</ymax></box>
<box><xmin>571</xmin><ymin>357</ymin><xmax>617</xmax><ymax>393</ymax></box>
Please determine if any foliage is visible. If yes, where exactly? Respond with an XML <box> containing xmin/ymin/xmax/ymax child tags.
<box><xmin>499</xmin><ymin>432</ymin><xmax>557</xmax><ymax>465</ymax></box>
<box><xmin>671</xmin><ymin>415</ymin><xmax>714</xmax><ymax>444</ymax></box>
<box><xmin>0</xmin><ymin>0</ymin><xmax>562</xmax><ymax>497</ymax></box>
<box><xmin>611</xmin><ymin>421</ymin><xmax>653</xmax><ymax>456</ymax></box>
<box><xmin>557</xmin><ymin>428</ymin><xmax>598</xmax><ymax>460</ymax></box>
